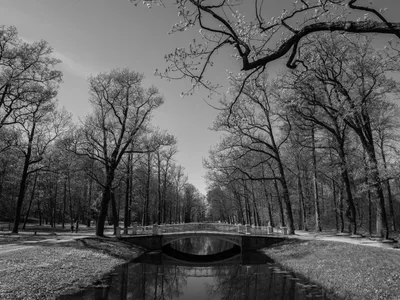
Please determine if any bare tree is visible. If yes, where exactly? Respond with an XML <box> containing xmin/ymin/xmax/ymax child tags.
<box><xmin>284</xmin><ymin>33</ymin><xmax>398</xmax><ymax>238</ymax></box>
<box><xmin>12</xmin><ymin>94</ymin><xmax>71</xmax><ymax>233</ymax></box>
<box><xmin>210</xmin><ymin>74</ymin><xmax>295</xmax><ymax>233</ymax></box>
<box><xmin>372</xmin><ymin>98</ymin><xmax>400</xmax><ymax>232</ymax></box>
<box><xmin>0</xmin><ymin>26</ymin><xmax>61</xmax><ymax>128</ymax></box>
<box><xmin>71</xmin><ymin>69</ymin><xmax>165</xmax><ymax>236</ymax></box>
<box><xmin>280</xmin><ymin>51</ymin><xmax>360</xmax><ymax>234</ymax></box>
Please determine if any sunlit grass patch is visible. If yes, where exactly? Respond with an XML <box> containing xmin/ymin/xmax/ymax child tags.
<box><xmin>263</xmin><ymin>240</ymin><xmax>400</xmax><ymax>300</ymax></box>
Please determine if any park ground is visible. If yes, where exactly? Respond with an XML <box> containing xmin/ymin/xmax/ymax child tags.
<box><xmin>0</xmin><ymin>225</ymin><xmax>399</xmax><ymax>300</ymax></box>
<box><xmin>0</xmin><ymin>225</ymin><xmax>144</xmax><ymax>300</ymax></box>
<box><xmin>263</xmin><ymin>233</ymin><xmax>400</xmax><ymax>300</ymax></box>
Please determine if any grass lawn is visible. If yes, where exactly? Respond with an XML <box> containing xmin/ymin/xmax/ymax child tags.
<box><xmin>262</xmin><ymin>239</ymin><xmax>400</xmax><ymax>300</ymax></box>
<box><xmin>0</xmin><ymin>236</ymin><xmax>143</xmax><ymax>300</ymax></box>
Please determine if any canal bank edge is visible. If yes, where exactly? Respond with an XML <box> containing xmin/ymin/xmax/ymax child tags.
<box><xmin>0</xmin><ymin>236</ymin><xmax>144</xmax><ymax>299</ymax></box>
<box><xmin>262</xmin><ymin>239</ymin><xmax>400</xmax><ymax>300</ymax></box>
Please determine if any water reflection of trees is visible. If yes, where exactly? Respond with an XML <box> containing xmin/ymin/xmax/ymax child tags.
<box><xmin>206</xmin><ymin>265</ymin><xmax>298</xmax><ymax>300</ymax></box>
<box><xmin>98</xmin><ymin>262</ymin><xmax>325</xmax><ymax>300</ymax></box>
<box><xmin>127</xmin><ymin>264</ymin><xmax>187</xmax><ymax>300</ymax></box>
<box><xmin>65</xmin><ymin>250</ymin><xmax>326</xmax><ymax>300</ymax></box>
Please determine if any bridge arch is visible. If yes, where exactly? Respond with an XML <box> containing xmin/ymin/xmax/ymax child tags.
<box><xmin>162</xmin><ymin>244</ymin><xmax>241</xmax><ymax>265</ymax></box>
<box><xmin>161</xmin><ymin>232</ymin><xmax>242</xmax><ymax>247</ymax></box>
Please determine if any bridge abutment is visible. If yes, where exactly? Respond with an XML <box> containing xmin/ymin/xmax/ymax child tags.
<box><xmin>124</xmin><ymin>235</ymin><xmax>163</xmax><ymax>251</ymax></box>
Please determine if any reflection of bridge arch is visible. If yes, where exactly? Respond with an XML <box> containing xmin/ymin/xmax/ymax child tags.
<box><xmin>162</xmin><ymin>232</ymin><xmax>242</xmax><ymax>247</ymax></box>
<box><xmin>161</xmin><ymin>244</ymin><xmax>241</xmax><ymax>266</ymax></box>
<box><xmin>144</xmin><ymin>265</ymin><xmax>241</xmax><ymax>277</ymax></box>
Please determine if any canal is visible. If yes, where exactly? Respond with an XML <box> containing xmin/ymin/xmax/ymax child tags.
<box><xmin>59</xmin><ymin>237</ymin><xmax>330</xmax><ymax>299</ymax></box>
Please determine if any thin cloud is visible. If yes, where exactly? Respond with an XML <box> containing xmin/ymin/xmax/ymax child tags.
<box><xmin>52</xmin><ymin>51</ymin><xmax>96</xmax><ymax>79</ymax></box>
<box><xmin>20</xmin><ymin>36</ymin><xmax>95</xmax><ymax>79</ymax></box>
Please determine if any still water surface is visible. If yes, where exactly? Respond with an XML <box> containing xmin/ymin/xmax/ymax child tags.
<box><xmin>59</xmin><ymin>237</ymin><xmax>330</xmax><ymax>300</ymax></box>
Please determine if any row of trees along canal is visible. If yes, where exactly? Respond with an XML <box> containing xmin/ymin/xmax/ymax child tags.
<box><xmin>0</xmin><ymin>26</ymin><xmax>206</xmax><ymax>237</ymax></box>
<box><xmin>204</xmin><ymin>34</ymin><xmax>400</xmax><ymax>239</ymax></box>
<box><xmin>129</xmin><ymin>0</ymin><xmax>400</xmax><ymax>240</ymax></box>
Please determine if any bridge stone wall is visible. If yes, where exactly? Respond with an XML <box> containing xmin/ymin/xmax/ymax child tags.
<box><xmin>122</xmin><ymin>234</ymin><xmax>286</xmax><ymax>252</ymax></box>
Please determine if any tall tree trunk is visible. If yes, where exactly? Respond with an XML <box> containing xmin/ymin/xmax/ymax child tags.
<box><xmin>162</xmin><ymin>173</ymin><xmax>168</xmax><ymax>224</ymax></box>
<box><xmin>381</xmin><ymin>149</ymin><xmax>396</xmax><ymax>232</ymax></box>
<box><xmin>367</xmin><ymin>183</ymin><xmax>372</xmax><ymax>236</ymax></box>
<box><xmin>96</xmin><ymin>186</ymin><xmax>111</xmax><ymax>236</ymax></box>
<box><xmin>332</xmin><ymin>178</ymin><xmax>339</xmax><ymax>232</ymax></box>
<box><xmin>87</xmin><ymin>176</ymin><xmax>93</xmax><ymax>227</ymax></box>
<box><xmin>365</xmin><ymin>144</ymin><xmax>389</xmax><ymax>239</ymax></box>
<box><xmin>175</xmin><ymin>186</ymin><xmax>180</xmax><ymax>223</ymax></box>
<box><xmin>234</xmin><ymin>190</ymin><xmax>245</xmax><ymax>225</ymax></box>
<box><xmin>386</xmin><ymin>180</ymin><xmax>395</xmax><ymax>231</ymax></box>
<box><xmin>13</xmin><ymin>162</ymin><xmax>30</xmax><ymax>233</ymax></box>
<box><xmin>124</xmin><ymin>153</ymin><xmax>132</xmax><ymax>230</ymax></box>
<box><xmin>243</xmin><ymin>183</ymin><xmax>252</xmax><ymax>225</ymax></box>
<box><xmin>62</xmin><ymin>180</ymin><xmax>67</xmax><ymax>229</ymax></box>
<box><xmin>96</xmin><ymin>168</ymin><xmax>115</xmax><ymax>237</ymax></box>
<box><xmin>251</xmin><ymin>183</ymin><xmax>261</xmax><ymax>226</ymax></box>
<box><xmin>157</xmin><ymin>152</ymin><xmax>162</xmax><ymax>224</ymax></box>
<box><xmin>296</xmin><ymin>161</ymin><xmax>306</xmax><ymax>230</ymax></box>
<box><xmin>338</xmin><ymin>146</ymin><xmax>357</xmax><ymax>234</ymax></box>
<box><xmin>277</xmin><ymin>161</ymin><xmax>294</xmax><ymax>233</ymax></box>
<box><xmin>37</xmin><ymin>195</ymin><xmax>42</xmax><ymax>226</ymax></box>
<box><xmin>53</xmin><ymin>178</ymin><xmax>58</xmax><ymax>228</ymax></box>
<box><xmin>339</xmin><ymin>181</ymin><xmax>345</xmax><ymax>233</ymax></box>
<box><xmin>68</xmin><ymin>172</ymin><xmax>73</xmax><ymax>231</ymax></box>
<box><xmin>12</xmin><ymin>123</ymin><xmax>36</xmax><ymax>234</ymax></box>
<box><xmin>272</xmin><ymin>178</ymin><xmax>285</xmax><ymax>227</ymax></box>
<box><xmin>111</xmin><ymin>190</ymin><xmax>119</xmax><ymax>235</ymax></box>
<box><xmin>144</xmin><ymin>152</ymin><xmax>151</xmax><ymax>225</ymax></box>
<box><xmin>24</xmin><ymin>176</ymin><xmax>36</xmax><ymax>228</ymax></box>
<box><xmin>311</xmin><ymin>127</ymin><xmax>322</xmax><ymax>232</ymax></box>
<box><xmin>262</xmin><ymin>184</ymin><xmax>274</xmax><ymax>227</ymax></box>
<box><xmin>348</xmin><ymin>112</ymin><xmax>389</xmax><ymax>238</ymax></box>
<box><xmin>23</xmin><ymin>173</ymin><xmax>38</xmax><ymax>230</ymax></box>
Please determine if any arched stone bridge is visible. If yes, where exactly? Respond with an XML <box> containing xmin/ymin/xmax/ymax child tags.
<box><xmin>120</xmin><ymin>222</ymin><xmax>287</xmax><ymax>252</ymax></box>
<box><xmin>162</xmin><ymin>232</ymin><xmax>242</xmax><ymax>247</ymax></box>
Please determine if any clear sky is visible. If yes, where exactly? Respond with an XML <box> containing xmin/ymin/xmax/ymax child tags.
<box><xmin>0</xmin><ymin>0</ymin><xmax>398</xmax><ymax>195</ymax></box>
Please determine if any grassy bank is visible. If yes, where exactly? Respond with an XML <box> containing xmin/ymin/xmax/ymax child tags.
<box><xmin>0</xmin><ymin>237</ymin><xmax>143</xmax><ymax>300</ymax></box>
<box><xmin>262</xmin><ymin>239</ymin><xmax>400</xmax><ymax>300</ymax></box>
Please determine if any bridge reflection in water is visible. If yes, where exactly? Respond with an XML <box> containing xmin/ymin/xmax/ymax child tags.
<box><xmin>59</xmin><ymin>237</ymin><xmax>330</xmax><ymax>300</ymax></box>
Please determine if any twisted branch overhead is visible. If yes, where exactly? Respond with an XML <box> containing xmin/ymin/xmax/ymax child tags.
<box><xmin>243</xmin><ymin>21</ymin><xmax>400</xmax><ymax>70</ymax></box>
<box><xmin>179</xmin><ymin>0</ymin><xmax>400</xmax><ymax>71</ymax></box>
<box><xmin>134</xmin><ymin>0</ymin><xmax>400</xmax><ymax>91</ymax></box>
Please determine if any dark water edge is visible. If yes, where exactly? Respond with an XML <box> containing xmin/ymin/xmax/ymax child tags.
<box><xmin>57</xmin><ymin>251</ymin><xmax>334</xmax><ymax>300</ymax></box>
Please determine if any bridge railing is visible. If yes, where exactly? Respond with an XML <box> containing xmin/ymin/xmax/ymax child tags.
<box><xmin>127</xmin><ymin>222</ymin><xmax>288</xmax><ymax>236</ymax></box>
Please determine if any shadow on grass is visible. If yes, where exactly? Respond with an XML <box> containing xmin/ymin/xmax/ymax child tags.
<box><xmin>71</xmin><ymin>237</ymin><xmax>143</xmax><ymax>260</ymax></box>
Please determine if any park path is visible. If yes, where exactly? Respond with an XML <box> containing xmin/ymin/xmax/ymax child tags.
<box><xmin>0</xmin><ymin>234</ymin><xmax>92</xmax><ymax>255</ymax></box>
<box><xmin>291</xmin><ymin>230</ymin><xmax>399</xmax><ymax>250</ymax></box>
